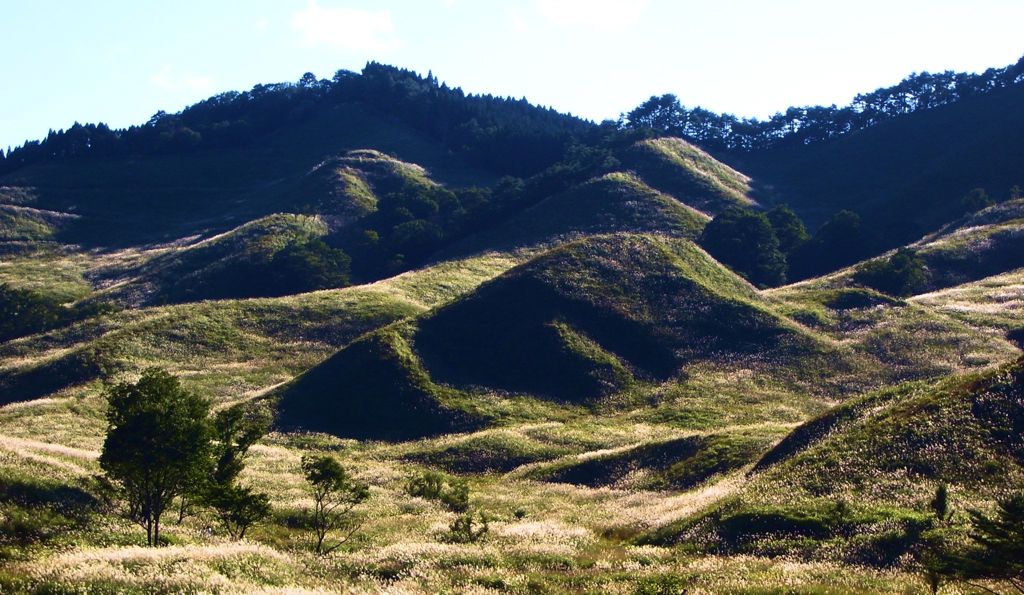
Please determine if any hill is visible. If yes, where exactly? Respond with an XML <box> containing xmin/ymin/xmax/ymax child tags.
<box><xmin>440</xmin><ymin>172</ymin><xmax>709</xmax><ymax>257</ymax></box>
<box><xmin>274</xmin><ymin>233</ymin><xmax>841</xmax><ymax>439</ymax></box>
<box><xmin>779</xmin><ymin>199</ymin><xmax>1024</xmax><ymax>310</ymax></box>
<box><xmin>641</xmin><ymin>356</ymin><xmax>1024</xmax><ymax>562</ymax></box>
<box><xmin>619</xmin><ymin>138</ymin><xmax>755</xmax><ymax>214</ymax></box>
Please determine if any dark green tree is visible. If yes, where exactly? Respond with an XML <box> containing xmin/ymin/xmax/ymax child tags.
<box><xmin>853</xmin><ymin>248</ymin><xmax>930</xmax><ymax>297</ymax></box>
<box><xmin>766</xmin><ymin>204</ymin><xmax>810</xmax><ymax>254</ymax></box>
<box><xmin>99</xmin><ymin>369</ymin><xmax>212</xmax><ymax>546</ymax></box>
<box><xmin>790</xmin><ymin>210</ymin><xmax>872</xmax><ymax>279</ymax></box>
<box><xmin>699</xmin><ymin>206</ymin><xmax>787</xmax><ymax>287</ymax></box>
<box><xmin>961</xmin><ymin>492</ymin><xmax>1024</xmax><ymax>588</ymax></box>
<box><xmin>200</xmin><ymin>402</ymin><xmax>274</xmax><ymax>537</ymax></box>
<box><xmin>204</xmin><ymin>484</ymin><xmax>271</xmax><ymax>540</ymax></box>
<box><xmin>623</xmin><ymin>94</ymin><xmax>686</xmax><ymax>134</ymax></box>
<box><xmin>302</xmin><ymin>455</ymin><xmax>369</xmax><ymax>555</ymax></box>
<box><xmin>930</xmin><ymin>483</ymin><xmax>950</xmax><ymax>521</ymax></box>
<box><xmin>935</xmin><ymin>491</ymin><xmax>1024</xmax><ymax>593</ymax></box>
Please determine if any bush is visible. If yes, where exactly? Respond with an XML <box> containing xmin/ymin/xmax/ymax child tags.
<box><xmin>406</xmin><ymin>471</ymin><xmax>470</xmax><ymax>512</ymax></box>
<box><xmin>853</xmin><ymin>248</ymin><xmax>929</xmax><ymax>296</ymax></box>
<box><xmin>446</xmin><ymin>511</ymin><xmax>489</xmax><ymax>543</ymax></box>
<box><xmin>961</xmin><ymin>187</ymin><xmax>994</xmax><ymax>213</ymax></box>
<box><xmin>0</xmin><ymin>284</ymin><xmax>118</xmax><ymax>342</ymax></box>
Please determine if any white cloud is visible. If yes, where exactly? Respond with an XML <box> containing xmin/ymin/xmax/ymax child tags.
<box><xmin>533</xmin><ymin>0</ymin><xmax>649</xmax><ymax>28</ymax></box>
<box><xmin>149</xmin><ymin>66</ymin><xmax>215</xmax><ymax>95</ymax></box>
<box><xmin>255</xmin><ymin>16</ymin><xmax>270</xmax><ymax>33</ymax></box>
<box><xmin>291</xmin><ymin>1</ymin><xmax>399</xmax><ymax>53</ymax></box>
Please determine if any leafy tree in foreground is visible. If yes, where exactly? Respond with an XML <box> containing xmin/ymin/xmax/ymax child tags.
<box><xmin>699</xmin><ymin>206</ymin><xmax>787</xmax><ymax>287</ymax></box>
<box><xmin>200</xmin><ymin>403</ymin><xmax>274</xmax><ymax>538</ymax></box>
<box><xmin>302</xmin><ymin>455</ymin><xmax>369</xmax><ymax>555</ymax></box>
<box><xmin>99</xmin><ymin>368</ymin><xmax>212</xmax><ymax>546</ymax></box>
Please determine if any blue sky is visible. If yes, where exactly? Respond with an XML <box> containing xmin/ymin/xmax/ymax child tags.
<box><xmin>2</xmin><ymin>0</ymin><xmax>1023</xmax><ymax>150</ymax></box>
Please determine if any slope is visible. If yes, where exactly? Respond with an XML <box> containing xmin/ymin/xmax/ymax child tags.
<box><xmin>640</xmin><ymin>357</ymin><xmax>1024</xmax><ymax>567</ymax></box>
<box><xmin>274</xmin><ymin>233</ymin><xmax>837</xmax><ymax>440</ymax></box>
<box><xmin>619</xmin><ymin>137</ymin><xmax>756</xmax><ymax>215</ymax></box>
<box><xmin>441</xmin><ymin>172</ymin><xmax>708</xmax><ymax>257</ymax></box>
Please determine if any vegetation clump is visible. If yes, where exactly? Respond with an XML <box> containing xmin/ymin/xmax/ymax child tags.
<box><xmin>0</xmin><ymin>283</ymin><xmax>116</xmax><ymax>342</ymax></box>
<box><xmin>445</xmin><ymin>511</ymin><xmax>489</xmax><ymax>544</ymax></box>
<box><xmin>853</xmin><ymin>248</ymin><xmax>930</xmax><ymax>297</ymax></box>
<box><xmin>699</xmin><ymin>206</ymin><xmax>787</xmax><ymax>287</ymax></box>
<box><xmin>201</xmin><ymin>403</ymin><xmax>274</xmax><ymax>539</ymax></box>
<box><xmin>406</xmin><ymin>470</ymin><xmax>469</xmax><ymax>512</ymax></box>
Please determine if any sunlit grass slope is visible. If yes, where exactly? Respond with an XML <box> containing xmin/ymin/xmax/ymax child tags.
<box><xmin>275</xmin><ymin>233</ymin><xmax>847</xmax><ymax>440</ymax></box>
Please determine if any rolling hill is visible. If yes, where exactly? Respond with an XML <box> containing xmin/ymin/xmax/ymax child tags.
<box><xmin>0</xmin><ymin>60</ymin><xmax>1023</xmax><ymax>593</ymax></box>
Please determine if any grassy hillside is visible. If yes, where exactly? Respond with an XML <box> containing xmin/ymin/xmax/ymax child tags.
<box><xmin>89</xmin><ymin>214</ymin><xmax>334</xmax><ymax>306</ymax></box>
<box><xmin>0</xmin><ymin>252</ymin><xmax>516</xmax><ymax>409</ymax></box>
<box><xmin>276</xmin><ymin>233</ymin><xmax>851</xmax><ymax>441</ymax></box>
<box><xmin>777</xmin><ymin>199</ymin><xmax>1024</xmax><ymax>311</ymax></box>
<box><xmin>441</xmin><ymin>172</ymin><xmax>708</xmax><ymax>257</ymax></box>
<box><xmin>620</xmin><ymin>138</ymin><xmax>756</xmax><ymax>214</ymax></box>
<box><xmin>639</xmin><ymin>358</ymin><xmax>1024</xmax><ymax>571</ymax></box>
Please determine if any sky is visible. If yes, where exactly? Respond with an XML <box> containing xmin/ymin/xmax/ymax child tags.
<box><xmin>2</xmin><ymin>0</ymin><xmax>1023</xmax><ymax>150</ymax></box>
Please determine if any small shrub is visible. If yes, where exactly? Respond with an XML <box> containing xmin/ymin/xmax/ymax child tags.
<box><xmin>930</xmin><ymin>484</ymin><xmax>950</xmax><ymax>521</ymax></box>
<box><xmin>440</xmin><ymin>479</ymin><xmax>469</xmax><ymax>513</ymax></box>
<box><xmin>406</xmin><ymin>470</ymin><xmax>445</xmax><ymax>500</ymax></box>
<box><xmin>407</xmin><ymin>470</ymin><xmax>469</xmax><ymax>512</ymax></box>
<box><xmin>446</xmin><ymin>511</ymin><xmax>489</xmax><ymax>544</ymax></box>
